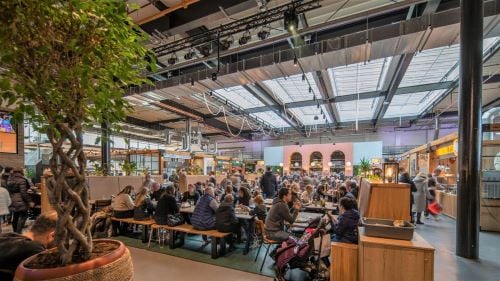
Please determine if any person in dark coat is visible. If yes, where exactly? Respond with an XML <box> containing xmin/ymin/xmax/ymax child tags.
<box><xmin>331</xmin><ymin>197</ymin><xmax>360</xmax><ymax>244</ymax></box>
<box><xmin>215</xmin><ymin>194</ymin><xmax>239</xmax><ymax>251</ymax></box>
<box><xmin>399</xmin><ymin>171</ymin><xmax>418</xmax><ymax>223</ymax></box>
<box><xmin>7</xmin><ymin>167</ymin><xmax>32</xmax><ymax>234</ymax></box>
<box><xmin>260</xmin><ymin>167</ymin><xmax>277</xmax><ymax>199</ymax></box>
<box><xmin>181</xmin><ymin>184</ymin><xmax>200</xmax><ymax>204</ymax></box>
<box><xmin>154</xmin><ymin>185</ymin><xmax>179</xmax><ymax>225</ymax></box>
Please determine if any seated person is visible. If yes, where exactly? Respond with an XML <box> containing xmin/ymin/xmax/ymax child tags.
<box><xmin>301</xmin><ymin>185</ymin><xmax>314</xmax><ymax>204</ymax></box>
<box><xmin>331</xmin><ymin>197</ymin><xmax>360</xmax><ymax>244</ymax></box>
<box><xmin>133</xmin><ymin>188</ymin><xmax>151</xmax><ymax>221</ymax></box>
<box><xmin>0</xmin><ymin>211</ymin><xmax>57</xmax><ymax>280</ymax></box>
<box><xmin>149</xmin><ymin>182</ymin><xmax>163</xmax><ymax>201</ymax></box>
<box><xmin>112</xmin><ymin>185</ymin><xmax>135</xmax><ymax>218</ymax></box>
<box><xmin>215</xmin><ymin>194</ymin><xmax>239</xmax><ymax>251</ymax></box>
<box><xmin>181</xmin><ymin>184</ymin><xmax>200</xmax><ymax>205</ymax></box>
<box><xmin>221</xmin><ymin>184</ymin><xmax>236</xmax><ymax>203</ymax></box>
<box><xmin>348</xmin><ymin>181</ymin><xmax>358</xmax><ymax>199</ymax></box>
<box><xmin>288</xmin><ymin>184</ymin><xmax>301</xmax><ymax>209</ymax></box>
<box><xmin>265</xmin><ymin>188</ymin><xmax>301</xmax><ymax>242</ymax></box>
<box><xmin>191</xmin><ymin>187</ymin><xmax>219</xmax><ymax>244</ymax></box>
<box><xmin>250</xmin><ymin>195</ymin><xmax>267</xmax><ymax>221</ymax></box>
<box><xmin>237</xmin><ymin>187</ymin><xmax>251</xmax><ymax>207</ymax></box>
<box><xmin>154</xmin><ymin>186</ymin><xmax>179</xmax><ymax>225</ymax></box>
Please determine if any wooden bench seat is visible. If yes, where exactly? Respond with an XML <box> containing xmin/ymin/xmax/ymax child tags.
<box><xmin>111</xmin><ymin>217</ymin><xmax>155</xmax><ymax>243</ymax></box>
<box><xmin>162</xmin><ymin>223</ymin><xmax>232</xmax><ymax>259</ymax></box>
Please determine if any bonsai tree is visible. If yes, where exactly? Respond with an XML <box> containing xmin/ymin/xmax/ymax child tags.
<box><xmin>0</xmin><ymin>0</ymin><xmax>153</xmax><ymax>265</ymax></box>
<box><xmin>359</xmin><ymin>157</ymin><xmax>372</xmax><ymax>176</ymax></box>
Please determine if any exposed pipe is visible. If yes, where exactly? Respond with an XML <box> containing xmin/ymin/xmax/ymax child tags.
<box><xmin>136</xmin><ymin>0</ymin><xmax>200</xmax><ymax>26</ymax></box>
<box><xmin>433</xmin><ymin>117</ymin><xmax>440</xmax><ymax>140</ymax></box>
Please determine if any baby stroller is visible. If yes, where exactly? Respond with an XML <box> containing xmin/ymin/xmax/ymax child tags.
<box><xmin>274</xmin><ymin>215</ymin><xmax>332</xmax><ymax>281</ymax></box>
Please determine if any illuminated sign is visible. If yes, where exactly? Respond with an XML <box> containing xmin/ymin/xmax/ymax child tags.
<box><xmin>436</xmin><ymin>140</ymin><xmax>458</xmax><ymax>157</ymax></box>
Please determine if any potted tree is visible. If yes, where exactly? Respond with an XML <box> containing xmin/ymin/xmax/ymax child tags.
<box><xmin>359</xmin><ymin>157</ymin><xmax>372</xmax><ymax>177</ymax></box>
<box><xmin>0</xmin><ymin>1</ymin><xmax>153</xmax><ymax>280</ymax></box>
<box><xmin>120</xmin><ymin>160</ymin><xmax>137</xmax><ymax>176</ymax></box>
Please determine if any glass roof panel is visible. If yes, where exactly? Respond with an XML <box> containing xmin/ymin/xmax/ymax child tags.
<box><xmin>328</xmin><ymin>57</ymin><xmax>392</xmax><ymax>96</ymax></box>
<box><xmin>263</xmin><ymin>73</ymin><xmax>320</xmax><ymax>103</ymax></box>
<box><xmin>251</xmin><ymin>111</ymin><xmax>290</xmax><ymax>128</ymax></box>
<box><xmin>213</xmin><ymin>86</ymin><xmax>265</xmax><ymax>109</ymax></box>
<box><xmin>335</xmin><ymin>98</ymin><xmax>380</xmax><ymax>122</ymax></box>
<box><xmin>288</xmin><ymin>105</ymin><xmax>332</xmax><ymax>126</ymax></box>
<box><xmin>383</xmin><ymin>89</ymin><xmax>447</xmax><ymax>118</ymax></box>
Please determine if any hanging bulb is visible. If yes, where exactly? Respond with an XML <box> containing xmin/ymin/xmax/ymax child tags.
<box><xmin>302</xmin><ymin>73</ymin><xmax>306</xmax><ymax>81</ymax></box>
<box><xmin>293</xmin><ymin>57</ymin><xmax>298</xmax><ymax>66</ymax></box>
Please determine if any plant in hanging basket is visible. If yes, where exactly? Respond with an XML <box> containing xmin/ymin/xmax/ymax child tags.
<box><xmin>0</xmin><ymin>0</ymin><xmax>154</xmax><ymax>276</ymax></box>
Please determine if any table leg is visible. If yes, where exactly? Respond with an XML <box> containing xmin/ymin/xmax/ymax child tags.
<box><xmin>211</xmin><ymin>237</ymin><xmax>219</xmax><ymax>259</ymax></box>
<box><xmin>220</xmin><ymin>237</ymin><xmax>226</xmax><ymax>256</ymax></box>
<box><xmin>142</xmin><ymin>225</ymin><xmax>148</xmax><ymax>243</ymax></box>
<box><xmin>169</xmin><ymin>230</ymin><xmax>175</xmax><ymax>249</ymax></box>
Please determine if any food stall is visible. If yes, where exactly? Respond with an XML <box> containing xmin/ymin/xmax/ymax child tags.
<box><xmin>481</xmin><ymin>140</ymin><xmax>500</xmax><ymax>231</ymax></box>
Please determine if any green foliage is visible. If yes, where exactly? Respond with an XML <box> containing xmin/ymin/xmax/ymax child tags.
<box><xmin>120</xmin><ymin>160</ymin><xmax>137</xmax><ymax>176</ymax></box>
<box><xmin>0</xmin><ymin>0</ymin><xmax>155</xmax><ymax>131</ymax></box>
<box><xmin>359</xmin><ymin>157</ymin><xmax>372</xmax><ymax>175</ymax></box>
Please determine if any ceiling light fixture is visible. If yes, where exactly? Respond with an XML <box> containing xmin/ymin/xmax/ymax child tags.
<box><xmin>190</xmin><ymin>78</ymin><xmax>195</xmax><ymax>87</ymax></box>
<box><xmin>314</xmin><ymin>115</ymin><xmax>319</xmax><ymax>121</ymax></box>
<box><xmin>201</xmin><ymin>44</ymin><xmax>212</xmax><ymax>57</ymax></box>
<box><xmin>167</xmin><ymin>53</ymin><xmax>178</xmax><ymax>65</ymax></box>
<box><xmin>239</xmin><ymin>30</ymin><xmax>251</xmax><ymax>45</ymax></box>
<box><xmin>284</xmin><ymin>7</ymin><xmax>299</xmax><ymax>33</ymax></box>
<box><xmin>257</xmin><ymin>26</ymin><xmax>270</xmax><ymax>40</ymax></box>
<box><xmin>293</xmin><ymin>56</ymin><xmax>298</xmax><ymax>66</ymax></box>
<box><xmin>184</xmin><ymin>48</ymin><xmax>196</xmax><ymax>60</ymax></box>
<box><xmin>219</xmin><ymin>36</ymin><xmax>233</xmax><ymax>51</ymax></box>
<box><xmin>211</xmin><ymin>72</ymin><xmax>217</xmax><ymax>81</ymax></box>
<box><xmin>302</xmin><ymin>73</ymin><xmax>306</xmax><ymax>81</ymax></box>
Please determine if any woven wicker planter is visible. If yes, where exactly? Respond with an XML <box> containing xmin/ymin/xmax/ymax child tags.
<box><xmin>14</xmin><ymin>239</ymin><xmax>133</xmax><ymax>281</ymax></box>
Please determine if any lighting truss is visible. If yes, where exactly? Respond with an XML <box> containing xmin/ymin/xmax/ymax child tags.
<box><xmin>152</xmin><ymin>0</ymin><xmax>321</xmax><ymax>58</ymax></box>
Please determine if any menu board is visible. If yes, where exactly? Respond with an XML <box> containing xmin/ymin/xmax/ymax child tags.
<box><xmin>0</xmin><ymin>111</ymin><xmax>17</xmax><ymax>153</ymax></box>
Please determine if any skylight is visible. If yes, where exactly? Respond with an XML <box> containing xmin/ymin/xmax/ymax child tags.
<box><xmin>335</xmin><ymin>98</ymin><xmax>380</xmax><ymax>122</ymax></box>
<box><xmin>383</xmin><ymin>90</ymin><xmax>447</xmax><ymax>118</ymax></box>
<box><xmin>262</xmin><ymin>73</ymin><xmax>320</xmax><ymax>103</ymax></box>
<box><xmin>213</xmin><ymin>86</ymin><xmax>265</xmax><ymax>109</ymax></box>
<box><xmin>251</xmin><ymin>111</ymin><xmax>290</xmax><ymax>128</ymax></box>
<box><xmin>288</xmin><ymin>105</ymin><xmax>332</xmax><ymax>125</ymax></box>
<box><xmin>328</xmin><ymin>57</ymin><xmax>392</xmax><ymax>96</ymax></box>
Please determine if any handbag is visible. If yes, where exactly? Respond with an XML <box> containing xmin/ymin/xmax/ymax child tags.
<box><xmin>166</xmin><ymin>213</ymin><xmax>185</xmax><ymax>226</ymax></box>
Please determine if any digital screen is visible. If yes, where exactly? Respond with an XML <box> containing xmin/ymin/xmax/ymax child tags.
<box><xmin>0</xmin><ymin>111</ymin><xmax>17</xmax><ymax>153</ymax></box>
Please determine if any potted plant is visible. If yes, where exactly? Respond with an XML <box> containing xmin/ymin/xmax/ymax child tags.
<box><xmin>359</xmin><ymin>157</ymin><xmax>372</xmax><ymax>177</ymax></box>
<box><xmin>120</xmin><ymin>160</ymin><xmax>137</xmax><ymax>176</ymax></box>
<box><xmin>0</xmin><ymin>1</ymin><xmax>153</xmax><ymax>280</ymax></box>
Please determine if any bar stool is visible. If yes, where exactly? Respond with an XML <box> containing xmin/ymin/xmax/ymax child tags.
<box><xmin>148</xmin><ymin>224</ymin><xmax>168</xmax><ymax>248</ymax></box>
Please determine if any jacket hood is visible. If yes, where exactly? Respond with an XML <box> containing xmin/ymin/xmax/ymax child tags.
<box><xmin>272</xmin><ymin>198</ymin><xmax>284</xmax><ymax>205</ymax></box>
<box><xmin>413</xmin><ymin>175</ymin><xmax>426</xmax><ymax>183</ymax></box>
<box><xmin>343</xmin><ymin>209</ymin><xmax>360</xmax><ymax>220</ymax></box>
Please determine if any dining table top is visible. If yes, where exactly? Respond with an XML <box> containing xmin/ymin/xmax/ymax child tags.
<box><xmin>264</xmin><ymin>199</ymin><xmax>337</xmax><ymax>212</ymax></box>
<box><xmin>179</xmin><ymin>205</ymin><xmax>254</xmax><ymax>220</ymax></box>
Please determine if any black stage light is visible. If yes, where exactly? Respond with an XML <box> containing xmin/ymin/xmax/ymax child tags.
<box><xmin>293</xmin><ymin>56</ymin><xmax>298</xmax><ymax>66</ymax></box>
<box><xmin>167</xmin><ymin>53</ymin><xmax>178</xmax><ymax>65</ymax></box>
<box><xmin>201</xmin><ymin>44</ymin><xmax>212</xmax><ymax>57</ymax></box>
<box><xmin>220</xmin><ymin>36</ymin><xmax>233</xmax><ymax>51</ymax></box>
<box><xmin>190</xmin><ymin>78</ymin><xmax>195</xmax><ymax>87</ymax></box>
<box><xmin>314</xmin><ymin>115</ymin><xmax>319</xmax><ymax>121</ymax></box>
<box><xmin>184</xmin><ymin>49</ymin><xmax>196</xmax><ymax>60</ymax></box>
<box><xmin>257</xmin><ymin>27</ymin><xmax>270</xmax><ymax>40</ymax></box>
<box><xmin>212</xmin><ymin>72</ymin><xmax>217</xmax><ymax>81</ymax></box>
<box><xmin>239</xmin><ymin>30</ymin><xmax>251</xmax><ymax>45</ymax></box>
<box><xmin>284</xmin><ymin>8</ymin><xmax>299</xmax><ymax>33</ymax></box>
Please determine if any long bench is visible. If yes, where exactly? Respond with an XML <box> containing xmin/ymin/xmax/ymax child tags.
<box><xmin>161</xmin><ymin>223</ymin><xmax>232</xmax><ymax>259</ymax></box>
<box><xmin>111</xmin><ymin>217</ymin><xmax>155</xmax><ymax>243</ymax></box>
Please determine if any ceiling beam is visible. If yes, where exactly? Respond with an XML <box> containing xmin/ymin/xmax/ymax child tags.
<box><xmin>125</xmin><ymin>116</ymin><xmax>169</xmax><ymax>131</ymax></box>
<box><xmin>313</xmin><ymin>70</ymin><xmax>339</xmax><ymax>126</ymax></box>
<box><xmin>157</xmin><ymin>99</ymin><xmax>253</xmax><ymax>140</ymax></box>
<box><xmin>150</xmin><ymin>117</ymin><xmax>187</xmax><ymax>125</ymax></box>
<box><xmin>244</xmin><ymin>80</ymin><xmax>458</xmax><ymax>114</ymax></box>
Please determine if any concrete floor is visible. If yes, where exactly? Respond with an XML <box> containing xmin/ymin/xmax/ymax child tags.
<box><xmin>129</xmin><ymin>216</ymin><xmax>500</xmax><ymax>281</ymax></box>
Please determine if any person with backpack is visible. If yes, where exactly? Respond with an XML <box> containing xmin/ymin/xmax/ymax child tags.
<box><xmin>7</xmin><ymin>167</ymin><xmax>33</xmax><ymax>234</ymax></box>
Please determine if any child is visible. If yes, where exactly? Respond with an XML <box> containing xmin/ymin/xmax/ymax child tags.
<box><xmin>331</xmin><ymin>196</ymin><xmax>359</xmax><ymax>244</ymax></box>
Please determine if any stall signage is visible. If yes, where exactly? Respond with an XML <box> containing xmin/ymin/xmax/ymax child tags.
<box><xmin>436</xmin><ymin>140</ymin><xmax>458</xmax><ymax>157</ymax></box>
<box><xmin>163</xmin><ymin>153</ymin><xmax>191</xmax><ymax>160</ymax></box>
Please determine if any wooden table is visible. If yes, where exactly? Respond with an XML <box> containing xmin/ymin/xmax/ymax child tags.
<box><xmin>264</xmin><ymin>199</ymin><xmax>338</xmax><ymax>212</ymax></box>
<box><xmin>290</xmin><ymin>212</ymin><xmax>325</xmax><ymax>228</ymax></box>
<box><xmin>358</xmin><ymin>227</ymin><xmax>435</xmax><ymax>281</ymax></box>
<box><xmin>435</xmin><ymin>190</ymin><xmax>457</xmax><ymax>219</ymax></box>
<box><xmin>179</xmin><ymin>206</ymin><xmax>254</xmax><ymax>220</ymax></box>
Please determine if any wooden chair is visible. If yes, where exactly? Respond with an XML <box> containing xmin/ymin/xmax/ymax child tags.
<box><xmin>254</xmin><ymin>218</ymin><xmax>280</xmax><ymax>272</ymax></box>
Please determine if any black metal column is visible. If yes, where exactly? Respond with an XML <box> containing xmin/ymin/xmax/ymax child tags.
<box><xmin>456</xmin><ymin>0</ymin><xmax>483</xmax><ymax>259</ymax></box>
<box><xmin>101</xmin><ymin>121</ymin><xmax>111</xmax><ymax>176</ymax></box>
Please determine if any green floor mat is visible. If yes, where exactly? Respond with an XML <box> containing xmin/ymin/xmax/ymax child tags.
<box><xmin>115</xmin><ymin>235</ymin><xmax>277</xmax><ymax>278</ymax></box>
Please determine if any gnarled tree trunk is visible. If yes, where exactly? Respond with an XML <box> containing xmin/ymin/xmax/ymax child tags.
<box><xmin>46</xmin><ymin>122</ymin><xmax>92</xmax><ymax>265</ymax></box>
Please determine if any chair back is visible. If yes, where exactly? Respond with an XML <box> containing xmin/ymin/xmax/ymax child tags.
<box><xmin>94</xmin><ymin>199</ymin><xmax>112</xmax><ymax>211</ymax></box>
<box><xmin>255</xmin><ymin>218</ymin><xmax>265</xmax><ymax>235</ymax></box>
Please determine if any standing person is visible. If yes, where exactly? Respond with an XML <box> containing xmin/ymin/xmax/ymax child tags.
<box><xmin>231</xmin><ymin>172</ymin><xmax>241</xmax><ymax>192</ymax></box>
<box><xmin>0</xmin><ymin>180</ymin><xmax>11</xmax><ymax>233</ymax></box>
<box><xmin>412</xmin><ymin>173</ymin><xmax>430</xmax><ymax>225</ymax></box>
<box><xmin>215</xmin><ymin>194</ymin><xmax>239</xmax><ymax>251</ymax></box>
<box><xmin>7</xmin><ymin>167</ymin><xmax>32</xmax><ymax>234</ymax></box>
<box><xmin>265</xmin><ymin>188</ymin><xmax>301</xmax><ymax>242</ymax></box>
<box><xmin>0</xmin><ymin>211</ymin><xmax>57</xmax><ymax>280</ymax></box>
<box><xmin>260</xmin><ymin>167</ymin><xmax>277</xmax><ymax>199</ymax></box>
<box><xmin>1</xmin><ymin>166</ymin><xmax>12</xmax><ymax>188</ymax></box>
<box><xmin>399</xmin><ymin>171</ymin><xmax>417</xmax><ymax>224</ymax></box>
